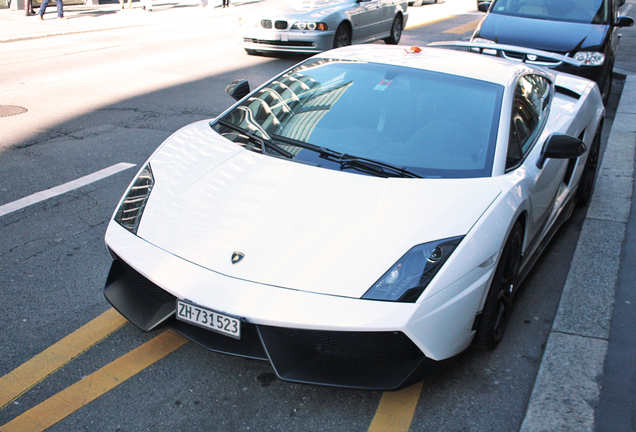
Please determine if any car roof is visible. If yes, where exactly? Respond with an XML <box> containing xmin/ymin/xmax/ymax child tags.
<box><xmin>315</xmin><ymin>45</ymin><xmax>542</xmax><ymax>87</ymax></box>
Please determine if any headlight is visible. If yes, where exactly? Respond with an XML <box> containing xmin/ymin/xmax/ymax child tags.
<box><xmin>291</xmin><ymin>21</ymin><xmax>328</xmax><ymax>31</ymax></box>
<box><xmin>114</xmin><ymin>164</ymin><xmax>154</xmax><ymax>234</ymax></box>
<box><xmin>573</xmin><ymin>51</ymin><xmax>605</xmax><ymax>66</ymax></box>
<box><xmin>362</xmin><ymin>236</ymin><xmax>464</xmax><ymax>303</ymax></box>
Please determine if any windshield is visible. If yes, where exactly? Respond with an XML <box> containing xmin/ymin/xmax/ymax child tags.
<box><xmin>213</xmin><ymin>58</ymin><xmax>503</xmax><ymax>179</ymax></box>
<box><xmin>489</xmin><ymin>0</ymin><xmax>609</xmax><ymax>24</ymax></box>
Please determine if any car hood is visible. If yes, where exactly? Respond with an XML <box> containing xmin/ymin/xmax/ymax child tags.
<box><xmin>243</xmin><ymin>0</ymin><xmax>351</xmax><ymax>19</ymax></box>
<box><xmin>135</xmin><ymin>121</ymin><xmax>501</xmax><ymax>299</ymax></box>
<box><xmin>476</xmin><ymin>14</ymin><xmax>607</xmax><ymax>53</ymax></box>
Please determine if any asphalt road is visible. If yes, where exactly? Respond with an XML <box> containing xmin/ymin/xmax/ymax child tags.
<box><xmin>0</xmin><ymin>1</ymin><xmax>625</xmax><ymax>431</ymax></box>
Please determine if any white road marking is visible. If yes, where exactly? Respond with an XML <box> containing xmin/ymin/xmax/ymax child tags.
<box><xmin>0</xmin><ymin>162</ymin><xmax>136</xmax><ymax>218</ymax></box>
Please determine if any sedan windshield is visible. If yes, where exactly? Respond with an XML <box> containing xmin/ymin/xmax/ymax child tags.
<box><xmin>489</xmin><ymin>0</ymin><xmax>609</xmax><ymax>24</ymax></box>
<box><xmin>213</xmin><ymin>58</ymin><xmax>503</xmax><ymax>178</ymax></box>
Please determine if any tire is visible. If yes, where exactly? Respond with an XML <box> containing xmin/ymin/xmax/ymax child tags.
<box><xmin>333</xmin><ymin>23</ymin><xmax>352</xmax><ymax>49</ymax></box>
<box><xmin>576</xmin><ymin>128</ymin><xmax>601</xmax><ymax>207</ymax></box>
<box><xmin>384</xmin><ymin>15</ymin><xmax>403</xmax><ymax>45</ymax></box>
<box><xmin>473</xmin><ymin>222</ymin><xmax>523</xmax><ymax>350</ymax></box>
<box><xmin>244</xmin><ymin>49</ymin><xmax>259</xmax><ymax>56</ymax></box>
<box><xmin>602</xmin><ymin>66</ymin><xmax>613</xmax><ymax>106</ymax></box>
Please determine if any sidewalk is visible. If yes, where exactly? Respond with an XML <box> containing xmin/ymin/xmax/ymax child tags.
<box><xmin>0</xmin><ymin>0</ymin><xmax>241</xmax><ymax>43</ymax></box>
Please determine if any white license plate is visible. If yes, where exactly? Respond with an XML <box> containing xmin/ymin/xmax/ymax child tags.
<box><xmin>176</xmin><ymin>300</ymin><xmax>241</xmax><ymax>339</ymax></box>
<box><xmin>256</xmin><ymin>30</ymin><xmax>288</xmax><ymax>41</ymax></box>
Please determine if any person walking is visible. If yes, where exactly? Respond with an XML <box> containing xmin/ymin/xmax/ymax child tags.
<box><xmin>118</xmin><ymin>0</ymin><xmax>132</xmax><ymax>8</ymax></box>
<box><xmin>37</xmin><ymin>0</ymin><xmax>66</xmax><ymax>19</ymax></box>
<box><xmin>25</xmin><ymin>0</ymin><xmax>36</xmax><ymax>16</ymax></box>
<box><xmin>222</xmin><ymin>0</ymin><xmax>229</xmax><ymax>7</ymax></box>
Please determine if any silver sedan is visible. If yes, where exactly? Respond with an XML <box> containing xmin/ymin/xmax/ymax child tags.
<box><xmin>237</xmin><ymin>0</ymin><xmax>408</xmax><ymax>55</ymax></box>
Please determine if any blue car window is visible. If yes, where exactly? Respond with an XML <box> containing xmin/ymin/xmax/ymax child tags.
<box><xmin>491</xmin><ymin>0</ymin><xmax>608</xmax><ymax>24</ymax></box>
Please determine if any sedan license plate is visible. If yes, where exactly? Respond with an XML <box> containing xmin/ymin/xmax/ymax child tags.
<box><xmin>176</xmin><ymin>300</ymin><xmax>241</xmax><ymax>339</ymax></box>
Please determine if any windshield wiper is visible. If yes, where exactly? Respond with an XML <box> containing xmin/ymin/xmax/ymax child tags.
<box><xmin>337</xmin><ymin>154</ymin><xmax>423</xmax><ymax>178</ymax></box>
<box><xmin>271</xmin><ymin>134</ymin><xmax>421</xmax><ymax>178</ymax></box>
<box><xmin>271</xmin><ymin>134</ymin><xmax>341</xmax><ymax>159</ymax></box>
<box><xmin>216</xmin><ymin>119</ymin><xmax>293</xmax><ymax>159</ymax></box>
<box><xmin>217</xmin><ymin>121</ymin><xmax>420</xmax><ymax>178</ymax></box>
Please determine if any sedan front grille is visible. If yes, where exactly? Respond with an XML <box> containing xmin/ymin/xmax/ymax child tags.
<box><xmin>502</xmin><ymin>51</ymin><xmax>562</xmax><ymax>66</ymax></box>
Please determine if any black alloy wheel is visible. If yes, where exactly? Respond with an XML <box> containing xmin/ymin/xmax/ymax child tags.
<box><xmin>474</xmin><ymin>222</ymin><xmax>523</xmax><ymax>350</ymax></box>
<box><xmin>333</xmin><ymin>23</ymin><xmax>352</xmax><ymax>48</ymax></box>
<box><xmin>384</xmin><ymin>16</ymin><xmax>403</xmax><ymax>45</ymax></box>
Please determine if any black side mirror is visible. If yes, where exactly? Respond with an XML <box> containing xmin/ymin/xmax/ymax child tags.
<box><xmin>477</xmin><ymin>2</ymin><xmax>490</xmax><ymax>12</ymax></box>
<box><xmin>616</xmin><ymin>16</ymin><xmax>634</xmax><ymax>28</ymax></box>
<box><xmin>537</xmin><ymin>133</ymin><xmax>586</xmax><ymax>169</ymax></box>
<box><xmin>226</xmin><ymin>79</ymin><xmax>250</xmax><ymax>101</ymax></box>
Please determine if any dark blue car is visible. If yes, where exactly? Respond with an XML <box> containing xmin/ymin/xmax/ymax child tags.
<box><xmin>472</xmin><ymin>0</ymin><xmax>633</xmax><ymax>104</ymax></box>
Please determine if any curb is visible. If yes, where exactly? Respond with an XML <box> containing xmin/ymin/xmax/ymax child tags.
<box><xmin>520</xmin><ymin>75</ymin><xmax>636</xmax><ymax>431</ymax></box>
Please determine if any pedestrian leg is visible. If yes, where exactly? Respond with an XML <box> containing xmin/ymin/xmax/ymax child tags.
<box><xmin>55</xmin><ymin>0</ymin><xmax>65</xmax><ymax>18</ymax></box>
<box><xmin>38</xmin><ymin>0</ymin><xmax>49</xmax><ymax>19</ymax></box>
<box><xmin>26</xmin><ymin>0</ymin><xmax>35</xmax><ymax>15</ymax></box>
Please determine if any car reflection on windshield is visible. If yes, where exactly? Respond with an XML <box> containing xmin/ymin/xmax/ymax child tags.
<box><xmin>213</xmin><ymin>58</ymin><xmax>504</xmax><ymax>179</ymax></box>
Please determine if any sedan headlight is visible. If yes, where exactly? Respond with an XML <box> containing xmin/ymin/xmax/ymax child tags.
<box><xmin>363</xmin><ymin>236</ymin><xmax>464</xmax><ymax>303</ymax></box>
<box><xmin>114</xmin><ymin>164</ymin><xmax>154</xmax><ymax>234</ymax></box>
<box><xmin>573</xmin><ymin>51</ymin><xmax>605</xmax><ymax>66</ymax></box>
<box><xmin>291</xmin><ymin>21</ymin><xmax>328</xmax><ymax>31</ymax></box>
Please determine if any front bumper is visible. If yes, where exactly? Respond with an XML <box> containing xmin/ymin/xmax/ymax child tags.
<box><xmin>237</xmin><ymin>28</ymin><xmax>335</xmax><ymax>54</ymax></box>
<box><xmin>104</xmin><ymin>221</ymin><xmax>491</xmax><ymax>389</ymax></box>
<box><xmin>105</xmin><ymin>257</ymin><xmax>430</xmax><ymax>389</ymax></box>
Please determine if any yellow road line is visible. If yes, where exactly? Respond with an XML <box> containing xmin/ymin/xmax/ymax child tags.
<box><xmin>368</xmin><ymin>381</ymin><xmax>424</xmax><ymax>432</ymax></box>
<box><xmin>443</xmin><ymin>18</ymin><xmax>481</xmax><ymax>34</ymax></box>
<box><xmin>0</xmin><ymin>329</ymin><xmax>188</xmax><ymax>432</ymax></box>
<box><xmin>0</xmin><ymin>308</ymin><xmax>127</xmax><ymax>409</ymax></box>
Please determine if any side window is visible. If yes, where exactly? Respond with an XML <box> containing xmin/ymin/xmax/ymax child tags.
<box><xmin>506</xmin><ymin>74</ymin><xmax>551</xmax><ymax>170</ymax></box>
